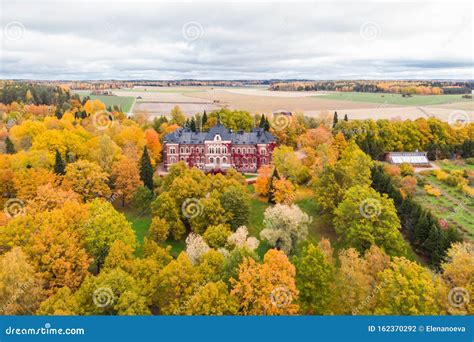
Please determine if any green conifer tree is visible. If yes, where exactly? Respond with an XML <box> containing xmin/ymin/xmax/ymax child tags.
<box><xmin>5</xmin><ymin>136</ymin><xmax>15</xmax><ymax>154</ymax></box>
<box><xmin>140</xmin><ymin>146</ymin><xmax>154</xmax><ymax>191</ymax></box>
<box><xmin>54</xmin><ymin>149</ymin><xmax>66</xmax><ymax>175</ymax></box>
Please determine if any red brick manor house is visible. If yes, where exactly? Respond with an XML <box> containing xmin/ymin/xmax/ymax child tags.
<box><xmin>163</xmin><ymin>123</ymin><xmax>277</xmax><ymax>172</ymax></box>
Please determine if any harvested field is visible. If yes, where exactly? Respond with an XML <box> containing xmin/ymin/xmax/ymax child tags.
<box><xmin>76</xmin><ymin>87</ymin><xmax>473</xmax><ymax>121</ymax></box>
<box><xmin>187</xmin><ymin>88</ymin><xmax>382</xmax><ymax>112</ymax></box>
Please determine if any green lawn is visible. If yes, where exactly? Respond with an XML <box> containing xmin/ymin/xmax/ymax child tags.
<box><xmin>315</xmin><ymin>92</ymin><xmax>473</xmax><ymax>106</ymax></box>
<box><xmin>124</xmin><ymin>210</ymin><xmax>151</xmax><ymax>255</ymax></box>
<box><xmin>73</xmin><ymin>91</ymin><xmax>135</xmax><ymax>113</ymax></box>
<box><xmin>248</xmin><ymin>197</ymin><xmax>271</xmax><ymax>238</ymax></box>
<box><xmin>165</xmin><ymin>240</ymin><xmax>186</xmax><ymax>258</ymax></box>
<box><xmin>124</xmin><ymin>209</ymin><xmax>187</xmax><ymax>257</ymax></box>
<box><xmin>295</xmin><ymin>197</ymin><xmax>336</xmax><ymax>245</ymax></box>
<box><xmin>435</xmin><ymin>159</ymin><xmax>474</xmax><ymax>172</ymax></box>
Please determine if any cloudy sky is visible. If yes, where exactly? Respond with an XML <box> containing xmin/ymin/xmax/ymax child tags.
<box><xmin>0</xmin><ymin>0</ymin><xmax>473</xmax><ymax>80</ymax></box>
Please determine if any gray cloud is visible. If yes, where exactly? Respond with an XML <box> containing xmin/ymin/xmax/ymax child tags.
<box><xmin>0</xmin><ymin>0</ymin><xmax>472</xmax><ymax>80</ymax></box>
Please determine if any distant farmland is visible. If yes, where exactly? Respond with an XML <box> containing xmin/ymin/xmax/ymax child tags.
<box><xmin>73</xmin><ymin>87</ymin><xmax>473</xmax><ymax>121</ymax></box>
<box><xmin>73</xmin><ymin>91</ymin><xmax>135</xmax><ymax>113</ymax></box>
<box><xmin>316</xmin><ymin>92</ymin><xmax>473</xmax><ymax>106</ymax></box>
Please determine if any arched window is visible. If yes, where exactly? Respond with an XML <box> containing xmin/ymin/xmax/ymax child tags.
<box><xmin>223</xmin><ymin>157</ymin><xmax>227</xmax><ymax>163</ymax></box>
<box><xmin>171</xmin><ymin>157</ymin><xmax>176</xmax><ymax>163</ymax></box>
<box><xmin>215</xmin><ymin>134</ymin><xmax>221</xmax><ymax>141</ymax></box>
<box><xmin>170</xmin><ymin>147</ymin><xmax>176</xmax><ymax>154</ymax></box>
<box><xmin>186</xmin><ymin>147</ymin><xmax>189</xmax><ymax>153</ymax></box>
<box><xmin>216</xmin><ymin>157</ymin><xmax>220</xmax><ymax>164</ymax></box>
<box><xmin>237</xmin><ymin>148</ymin><xmax>241</xmax><ymax>154</ymax></box>
<box><xmin>210</xmin><ymin>157</ymin><xmax>214</xmax><ymax>163</ymax></box>
<box><xmin>180</xmin><ymin>147</ymin><xmax>184</xmax><ymax>153</ymax></box>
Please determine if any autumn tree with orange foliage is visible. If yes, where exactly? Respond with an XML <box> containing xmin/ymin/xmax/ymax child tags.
<box><xmin>298</xmin><ymin>124</ymin><xmax>333</xmax><ymax>149</ymax></box>
<box><xmin>271</xmin><ymin>177</ymin><xmax>296</xmax><ymax>204</ymax></box>
<box><xmin>83</xmin><ymin>99</ymin><xmax>106</xmax><ymax>115</ymax></box>
<box><xmin>399</xmin><ymin>175</ymin><xmax>417</xmax><ymax>198</ymax></box>
<box><xmin>231</xmin><ymin>249</ymin><xmax>299</xmax><ymax>315</ymax></box>
<box><xmin>26</xmin><ymin>217</ymin><xmax>91</xmax><ymax>294</ymax></box>
<box><xmin>13</xmin><ymin>168</ymin><xmax>58</xmax><ymax>201</ymax></box>
<box><xmin>26</xmin><ymin>183</ymin><xmax>81</xmax><ymax>214</ymax></box>
<box><xmin>254</xmin><ymin>165</ymin><xmax>273</xmax><ymax>196</ymax></box>
<box><xmin>111</xmin><ymin>157</ymin><xmax>143</xmax><ymax>206</ymax></box>
<box><xmin>144</xmin><ymin>128</ymin><xmax>162</xmax><ymax>164</ymax></box>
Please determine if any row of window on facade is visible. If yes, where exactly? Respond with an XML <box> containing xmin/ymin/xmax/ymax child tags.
<box><xmin>169</xmin><ymin>156</ymin><xmax>267</xmax><ymax>164</ymax></box>
<box><xmin>168</xmin><ymin>146</ymin><xmax>267</xmax><ymax>155</ymax></box>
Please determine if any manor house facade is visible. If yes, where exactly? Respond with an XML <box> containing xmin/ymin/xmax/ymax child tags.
<box><xmin>163</xmin><ymin>123</ymin><xmax>276</xmax><ymax>172</ymax></box>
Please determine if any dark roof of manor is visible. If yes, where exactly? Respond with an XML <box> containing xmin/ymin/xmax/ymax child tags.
<box><xmin>163</xmin><ymin>124</ymin><xmax>276</xmax><ymax>145</ymax></box>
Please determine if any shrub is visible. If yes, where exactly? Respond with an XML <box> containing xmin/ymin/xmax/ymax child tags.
<box><xmin>271</xmin><ymin>177</ymin><xmax>296</xmax><ymax>204</ymax></box>
<box><xmin>384</xmin><ymin>164</ymin><xmax>401</xmax><ymax>177</ymax></box>
<box><xmin>424</xmin><ymin>185</ymin><xmax>441</xmax><ymax>197</ymax></box>
<box><xmin>203</xmin><ymin>224</ymin><xmax>231</xmax><ymax>248</ymax></box>
<box><xmin>433</xmin><ymin>169</ymin><xmax>448</xmax><ymax>181</ymax></box>
<box><xmin>461</xmin><ymin>185</ymin><xmax>474</xmax><ymax>197</ymax></box>
<box><xmin>399</xmin><ymin>163</ymin><xmax>415</xmax><ymax>177</ymax></box>
<box><xmin>415</xmin><ymin>175</ymin><xmax>426</xmax><ymax>187</ymax></box>
<box><xmin>445</xmin><ymin>170</ymin><xmax>468</xmax><ymax>188</ymax></box>
<box><xmin>400</xmin><ymin>176</ymin><xmax>417</xmax><ymax>197</ymax></box>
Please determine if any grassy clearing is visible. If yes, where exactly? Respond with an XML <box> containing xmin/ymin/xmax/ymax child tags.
<box><xmin>247</xmin><ymin>194</ymin><xmax>271</xmax><ymax>237</ymax></box>
<box><xmin>415</xmin><ymin>162</ymin><xmax>474</xmax><ymax>240</ymax></box>
<box><xmin>316</xmin><ymin>92</ymin><xmax>472</xmax><ymax>106</ymax></box>
<box><xmin>73</xmin><ymin>91</ymin><xmax>135</xmax><ymax>112</ymax></box>
<box><xmin>436</xmin><ymin>159</ymin><xmax>474</xmax><ymax>172</ymax></box>
<box><xmin>123</xmin><ymin>209</ymin><xmax>151</xmax><ymax>255</ymax></box>
<box><xmin>123</xmin><ymin>208</ymin><xmax>187</xmax><ymax>257</ymax></box>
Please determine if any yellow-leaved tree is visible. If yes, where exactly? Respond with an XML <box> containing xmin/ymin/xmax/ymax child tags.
<box><xmin>231</xmin><ymin>249</ymin><xmax>299</xmax><ymax>315</ymax></box>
